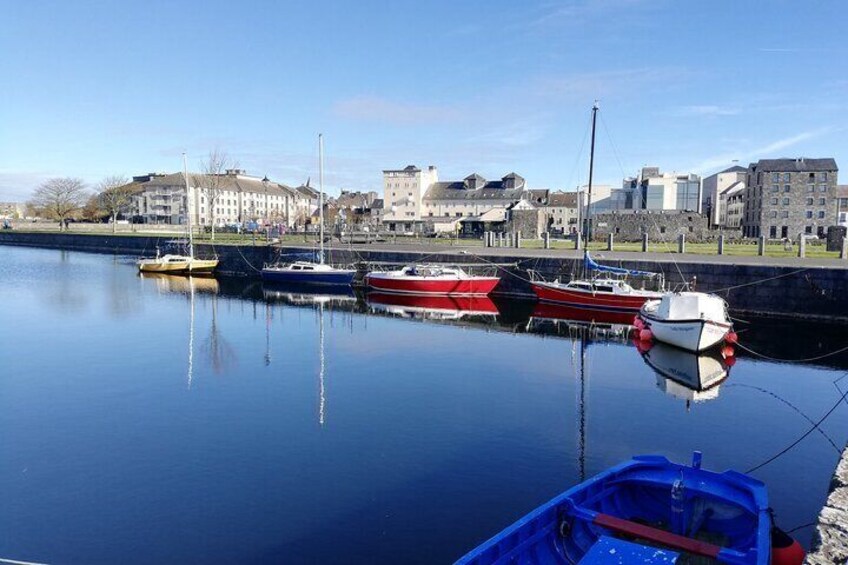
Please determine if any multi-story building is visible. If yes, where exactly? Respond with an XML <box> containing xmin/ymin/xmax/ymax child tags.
<box><xmin>702</xmin><ymin>165</ymin><xmax>746</xmax><ymax>227</ymax></box>
<box><xmin>721</xmin><ymin>183</ymin><xmax>745</xmax><ymax>229</ymax></box>
<box><xmin>616</xmin><ymin>168</ymin><xmax>702</xmax><ymax>212</ymax></box>
<box><xmin>381</xmin><ymin>165</ymin><xmax>439</xmax><ymax>231</ymax></box>
<box><xmin>541</xmin><ymin>191</ymin><xmax>579</xmax><ymax>234</ymax></box>
<box><xmin>129</xmin><ymin>170</ymin><xmax>304</xmax><ymax>228</ymax></box>
<box><xmin>836</xmin><ymin>185</ymin><xmax>848</xmax><ymax>227</ymax></box>
<box><xmin>742</xmin><ymin>158</ymin><xmax>839</xmax><ymax>239</ymax></box>
<box><xmin>382</xmin><ymin>166</ymin><xmax>545</xmax><ymax>233</ymax></box>
<box><xmin>0</xmin><ymin>202</ymin><xmax>24</xmax><ymax>219</ymax></box>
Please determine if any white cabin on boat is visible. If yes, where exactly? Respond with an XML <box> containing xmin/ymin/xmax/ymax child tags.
<box><xmin>649</xmin><ymin>292</ymin><xmax>726</xmax><ymax>322</ymax></box>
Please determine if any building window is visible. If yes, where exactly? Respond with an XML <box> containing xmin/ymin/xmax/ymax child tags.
<box><xmin>805</xmin><ymin>225</ymin><xmax>813</xmax><ymax>234</ymax></box>
<box><xmin>820</xmin><ymin>184</ymin><xmax>828</xmax><ymax>192</ymax></box>
<box><xmin>819</xmin><ymin>198</ymin><xmax>826</xmax><ymax>206</ymax></box>
<box><xmin>807</xmin><ymin>198</ymin><xmax>814</xmax><ymax>205</ymax></box>
<box><xmin>770</xmin><ymin>198</ymin><xmax>778</xmax><ymax>205</ymax></box>
<box><xmin>784</xmin><ymin>185</ymin><xmax>791</xmax><ymax>192</ymax></box>
<box><xmin>769</xmin><ymin>226</ymin><xmax>777</xmax><ymax>238</ymax></box>
<box><xmin>769</xmin><ymin>211</ymin><xmax>777</xmax><ymax>218</ymax></box>
<box><xmin>808</xmin><ymin>184</ymin><xmax>815</xmax><ymax>192</ymax></box>
<box><xmin>772</xmin><ymin>172</ymin><xmax>780</xmax><ymax>182</ymax></box>
<box><xmin>784</xmin><ymin>173</ymin><xmax>791</xmax><ymax>182</ymax></box>
<box><xmin>818</xmin><ymin>211</ymin><xmax>825</xmax><ymax>219</ymax></box>
<box><xmin>771</xmin><ymin>184</ymin><xmax>779</xmax><ymax>192</ymax></box>
<box><xmin>806</xmin><ymin>211</ymin><xmax>813</xmax><ymax>219</ymax></box>
<box><xmin>782</xmin><ymin>198</ymin><xmax>789</xmax><ymax>205</ymax></box>
<box><xmin>660</xmin><ymin>227</ymin><xmax>666</xmax><ymax>234</ymax></box>
<box><xmin>781</xmin><ymin>211</ymin><xmax>789</xmax><ymax>218</ymax></box>
<box><xmin>821</xmin><ymin>172</ymin><xmax>828</xmax><ymax>181</ymax></box>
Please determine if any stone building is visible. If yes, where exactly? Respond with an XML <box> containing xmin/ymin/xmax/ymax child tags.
<box><xmin>702</xmin><ymin>165</ymin><xmax>746</xmax><ymax>227</ymax></box>
<box><xmin>742</xmin><ymin>158</ymin><xmax>839</xmax><ymax>239</ymax></box>
<box><xmin>721</xmin><ymin>183</ymin><xmax>745</xmax><ymax>230</ymax></box>
<box><xmin>541</xmin><ymin>191</ymin><xmax>578</xmax><ymax>235</ymax></box>
<box><xmin>591</xmin><ymin>210</ymin><xmax>718</xmax><ymax>242</ymax></box>
<box><xmin>506</xmin><ymin>200</ymin><xmax>545</xmax><ymax>238</ymax></box>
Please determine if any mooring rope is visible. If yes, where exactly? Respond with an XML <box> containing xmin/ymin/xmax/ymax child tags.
<box><xmin>232</xmin><ymin>243</ymin><xmax>263</xmax><ymax>273</ymax></box>
<box><xmin>734</xmin><ymin>340</ymin><xmax>848</xmax><ymax>363</ymax></box>
<box><xmin>710</xmin><ymin>267</ymin><xmax>810</xmax><ymax>294</ymax></box>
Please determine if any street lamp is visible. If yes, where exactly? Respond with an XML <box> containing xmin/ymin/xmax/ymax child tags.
<box><xmin>262</xmin><ymin>175</ymin><xmax>270</xmax><ymax>228</ymax></box>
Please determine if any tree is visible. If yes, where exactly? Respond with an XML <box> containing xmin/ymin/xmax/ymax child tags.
<box><xmin>27</xmin><ymin>178</ymin><xmax>89</xmax><ymax>231</ymax></box>
<box><xmin>96</xmin><ymin>175</ymin><xmax>133</xmax><ymax>233</ymax></box>
<box><xmin>197</xmin><ymin>148</ymin><xmax>237</xmax><ymax>241</ymax></box>
<box><xmin>81</xmin><ymin>193</ymin><xmax>107</xmax><ymax>222</ymax></box>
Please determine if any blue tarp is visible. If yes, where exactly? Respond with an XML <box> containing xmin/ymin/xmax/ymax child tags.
<box><xmin>584</xmin><ymin>252</ymin><xmax>658</xmax><ymax>277</ymax></box>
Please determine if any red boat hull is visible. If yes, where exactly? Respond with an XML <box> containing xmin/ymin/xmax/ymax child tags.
<box><xmin>366</xmin><ymin>274</ymin><xmax>500</xmax><ymax>296</ymax></box>
<box><xmin>531</xmin><ymin>281</ymin><xmax>660</xmax><ymax>312</ymax></box>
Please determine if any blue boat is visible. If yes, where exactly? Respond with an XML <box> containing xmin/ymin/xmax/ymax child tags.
<box><xmin>261</xmin><ymin>261</ymin><xmax>356</xmax><ymax>286</ymax></box>
<box><xmin>456</xmin><ymin>453</ymin><xmax>803</xmax><ymax>564</ymax></box>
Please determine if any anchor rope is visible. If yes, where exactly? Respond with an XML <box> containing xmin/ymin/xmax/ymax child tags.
<box><xmin>744</xmin><ymin>373</ymin><xmax>848</xmax><ymax>474</ymax></box>
<box><xmin>733</xmin><ymin>340</ymin><xmax>848</xmax><ymax>363</ymax></box>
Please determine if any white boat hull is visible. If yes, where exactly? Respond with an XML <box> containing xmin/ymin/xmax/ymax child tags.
<box><xmin>642</xmin><ymin>317</ymin><xmax>729</xmax><ymax>352</ymax></box>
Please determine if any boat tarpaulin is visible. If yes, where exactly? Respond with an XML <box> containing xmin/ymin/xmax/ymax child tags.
<box><xmin>584</xmin><ymin>252</ymin><xmax>657</xmax><ymax>277</ymax></box>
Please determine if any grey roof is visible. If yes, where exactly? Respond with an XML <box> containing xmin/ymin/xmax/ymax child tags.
<box><xmin>424</xmin><ymin>181</ymin><xmax>527</xmax><ymax>201</ymax></box>
<box><xmin>751</xmin><ymin>158</ymin><xmax>838</xmax><ymax>172</ymax></box>
<box><xmin>383</xmin><ymin>165</ymin><xmax>421</xmax><ymax>173</ymax></box>
<box><xmin>464</xmin><ymin>173</ymin><xmax>486</xmax><ymax>182</ymax></box>
<box><xmin>546</xmin><ymin>191</ymin><xmax>578</xmax><ymax>207</ymax></box>
<box><xmin>371</xmin><ymin>198</ymin><xmax>384</xmax><ymax>209</ymax></box>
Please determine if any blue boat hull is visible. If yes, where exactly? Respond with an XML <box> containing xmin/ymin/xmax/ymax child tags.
<box><xmin>260</xmin><ymin>269</ymin><xmax>355</xmax><ymax>286</ymax></box>
<box><xmin>456</xmin><ymin>454</ymin><xmax>771</xmax><ymax>565</ymax></box>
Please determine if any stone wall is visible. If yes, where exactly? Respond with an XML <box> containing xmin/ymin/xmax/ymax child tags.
<box><xmin>591</xmin><ymin>210</ymin><xmax>722</xmax><ymax>242</ymax></box>
<box><xmin>806</xmin><ymin>445</ymin><xmax>848</xmax><ymax>564</ymax></box>
<box><xmin>507</xmin><ymin>208</ymin><xmax>542</xmax><ymax>238</ymax></box>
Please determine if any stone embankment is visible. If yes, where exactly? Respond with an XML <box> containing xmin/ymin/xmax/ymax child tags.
<box><xmin>806</xmin><ymin>445</ymin><xmax>848</xmax><ymax>564</ymax></box>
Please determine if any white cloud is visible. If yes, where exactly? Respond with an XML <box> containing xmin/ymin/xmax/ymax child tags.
<box><xmin>673</xmin><ymin>105</ymin><xmax>740</xmax><ymax>117</ymax></box>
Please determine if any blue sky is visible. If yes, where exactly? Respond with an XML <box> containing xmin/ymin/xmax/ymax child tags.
<box><xmin>1</xmin><ymin>0</ymin><xmax>846</xmax><ymax>200</ymax></box>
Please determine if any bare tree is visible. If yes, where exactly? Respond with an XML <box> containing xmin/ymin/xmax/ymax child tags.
<box><xmin>197</xmin><ymin>148</ymin><xmax>237</xmax><ymax>241</ymax></box>
<box><xmin>96</xmin><ymin>175</ymin><xmax>133</xmax><ymax>233</ymax></box>
<box><xmin>28</xmin><ymin>178</ymin><xmax>89</xmax><ymax>231</ymax></box>
<box><xmin>81</xmin><ymin>193</ymin><xmax>107</xmax><ymax>222</ymax></box>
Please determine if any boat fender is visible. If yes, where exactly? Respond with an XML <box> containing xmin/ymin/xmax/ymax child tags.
<box><xmin>724</xmin><ymin>355</ymin><xmax>736</xmax><ymax>368</ymax></box>
<box><xmin>639</xmin><ymin>329</ymin><xmax>653</xmax><ymax>341</ymax></box>
<box><xmin>771</xmin><ymin>525</ymin><xmax>805</xmax><ymax>565</ymax></box>
<box><xmin>726</xmin><ymin>332</ymin><xmax>739</xmax><ymax>344</ymax></box>
<box><xmin>633</xmin><ymin>316</ymin><xmax>644</xmax><ymax>328</ymax></box>
<box><xmin>721</xmin><ymin>345</ymin><xmax>735</xmax><ymax>358</ymax></box>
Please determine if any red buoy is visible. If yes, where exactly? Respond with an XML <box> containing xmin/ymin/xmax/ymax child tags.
<box><xmin>721</xmin><ymin>345</ymin><xmax>735</xmax><ymax>358</ymax></box>
<box><xmin>771</xmin><ymin>526</ymin><xmax>805</xmax><ymax>565</ymax></box>
<box><xmin>724</xmin><ymin>355</ymin><xmax>736</xmax><ymax>368</ymax></box>
<box><xmin>639</xmin><ymin>329</ymin><xmax>653</xmax><ymax>341</ymax></box>
<box><xmin>726</xmin><ymin>331</ymin><xmax>738</xmax><ymax>344</ymax></box>
<box><xmin>632</xmin><ymin>316</ymin><xmax>643</xmax><ymax>328</ymax></box>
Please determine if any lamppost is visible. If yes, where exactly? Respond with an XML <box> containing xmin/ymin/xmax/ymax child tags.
<box><xmin>262</xmin><ymin>175</ymin><xmax>270</xmax><ymax>228</ymax></box>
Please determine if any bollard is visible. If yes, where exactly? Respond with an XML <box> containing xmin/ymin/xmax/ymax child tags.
<box><xmin>641</xmin><ymin>233</ymin><xmax>648</xmax><ymax>252</ymax></box>
<box><xmin>678</xmin><ymin>233</ymin><xmax>686</xmax><ymax>254</ymax></box>
<box><xmin>498</xmin><ymin>232</ymin><xmax>504</xmax><ymax>247</ymax></box>
<box><xmin>543</xmin><ymin>231</ymin><xmax>550</xmax><ymax>250</ymax></box>
<box><xmin>757</xmin><ymin>235</ymin><xmax>765</xmax><ymax>256</ymax></box>
<box><xmin>717</xmin><ymin>234</ymin><xmax>725</xmax><ymax>255</ymax></box>
<box><xmin>798</xmin><ymin>233</ymin><xmax>806</xmax><ymax>258</ymax></box>
<box><xmin>607</xmin><ymin>233</ymin><xmax>614</xmax><ymax>252</ymax></box>
<box><xmin>574</xmin><ymin>232</ymin><xmax>582</xmax><ymax>250</ymax></box>
<box><xmin>515</xmin><ymin>232</ymin><xmax>521</xmax><ymax>248</ymax></box>
<box><xmin>842</xmin><ymin>237</ymin><xmax>848</xmax><ymax>260</ymax></box>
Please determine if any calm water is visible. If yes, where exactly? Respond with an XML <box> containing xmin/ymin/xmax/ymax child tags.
<box><xmin>1</xmin><ymin>246</ymin><xmax>846</xmax><ymax>564</ymax></box>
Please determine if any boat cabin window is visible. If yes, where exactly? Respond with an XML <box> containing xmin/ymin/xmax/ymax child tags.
<box><xmin>568</xmin><ymin>282</ymin><xmax>592</xmax><ymax>291</ymax></box>
<box><xmin>594</xmin><ymin>285</ymin><xmax>614</xmax><ymax>293</ymax></box>
<box><xmin>291</xmin><ymin>265</ymin><xmax>302</xmax><ymax>270</ymax></box>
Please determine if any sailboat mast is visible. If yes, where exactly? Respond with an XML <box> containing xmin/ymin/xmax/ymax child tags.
<box><xmin>584</xmin><ymin>101</ymin><xmax>599</xmax><ymax>250</ymax></box>
<box><xmin>318</xmin><ymin>133</ymin><xmax>324</xmax><ymax>264</ymax></box>
<box><xmin>183</xmin><ymin>152</ymin><xmax>193</xmax><ymax>259</ymax></box>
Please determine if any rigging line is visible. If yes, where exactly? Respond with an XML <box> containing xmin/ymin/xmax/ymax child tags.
<box><xmin>744</xmin><ymin>377</ymin><xmax>848</xmax><ymax>474</ymax></box>
<box><xmin>725</xmin><ymin>383</ymin><xmax>840</xmax><ymax>452</ymax></box>
<box><xmin>709</xmin><ymin>268</ymin><xmax>809</xmax><ymax>294</ymax></box>
<box><xmin>233</xmin><ymin>244</ymin><xmax>263</xmax><ymax>273</ymax></box>
<box><xmin>599</xmin><ymin>111</ymin><xmax>628</xmax><ymax>179</ymax></box>
<box><xmin>734</xmin><ymin>340</ymin><xmax>848</xmax><ymax>363</ymax></box>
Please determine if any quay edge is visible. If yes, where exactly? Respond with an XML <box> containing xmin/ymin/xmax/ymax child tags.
<box><xmin>2</xmin><ymin>231</ymin><xmax>848</xmax><ymax>322</ymax></box>
<box><xmin>806</xmin><ymin>444</ymin><xmax>848</xmax><ymax>564</ymax></box>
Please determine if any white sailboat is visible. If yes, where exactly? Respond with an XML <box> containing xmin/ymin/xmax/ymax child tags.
<box><xmin>639</xmin><ymin>292</ymin><xmax>733</xmax><ymax>352</ymax></box>
<box><xmin>261</xmin><ymin>134</ymin><xmax>356</xmax><ymax>286</ymax></box>
<box><xmin>138</xmin><ymin>153</ymin><xmax>219</xmax><ymax>274</ymax></box>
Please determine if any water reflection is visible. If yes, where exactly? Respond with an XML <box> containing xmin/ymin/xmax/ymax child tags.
<box><xmin>367</xmin><ymin>293</ymin><xmax>499</xmax><ymax>321</ymax></box>
<box><xmin>140</xmin><ymin>272</ymin><xmax>220</xmax><ymax>295</ymax></box>
<box><xmin>640</xmin><ymin>341</ymin><xmax>731</xmax><ymax>408</ymax></box>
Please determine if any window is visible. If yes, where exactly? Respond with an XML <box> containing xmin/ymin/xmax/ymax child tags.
<box><xmin>769</xmin><ymin>226</ymin><xmax>777</xmax><ymax>238</ymax></box>
<box><xmin>808</xmin><ymin>184</ymin><xmax>815</xmax><ymax>192</ymax></box>
<box><xmin>784</xmin><ymin>185</ymin><xmax>791</xmax><ymax>192</ymax></box>
<box><xmin>769</xmin><ymin>211</ymin><xmax>777</xmax><ymax>218</ymax></box>
<box><xmin>805</xmin><ymin>225</ymin><xmax>813</xmax><ymax>234</ymax></box>
<box><xmin>820</xmin><ymin>184</ymin><xmax>828</xmax><ymax>192</ymax></box>
<box><xmin>770</xmin><ymin>198</ymin><xmax>778</xmax><ymax>205</ymax></box>
<box><xmin>771</xmin><ymin>184</ymin><xmax>779</xmax><ymax>192</ymax></box>
<box><xmin>784</xmin><ymin>173</ymin><xmax>791</xmax><ymax>182</ymax></box>
<box><xmin>807</xmin><ymin>198</ymin><xmax>814</xmax><ymax>205</ymax></box>
<box><xmin>821</xmin><ymin>172</ymin><xmax>828</xmax><ymax>181</ymax></box>
<box><xmin>781</xmin><ymin>211</ymin><xmax>789</xmax><ymax>218</ymax></box>
<box><xmin>819</xmin><ymin>198</ymin><xmax>826</xmax><ymax>206</ymax></box>
<box><xmin>806</xmin><ymin>211</ymin><xmax>813</xmax><ymax>219</ymax></box>
<box><xmin>772</xmin><ymin>173</ymin><xmax>780</xmax><ymax>182</ymax></box>
<box><xmin>782</xmin><ymin>198</ymin><xmax>789</xmax><ymax>205</ymax></box>
<box><xmin>660</xmin><ymin>227</ymin><xmax>666</xmax><ymax>234</ymax></box>
<box><xmin>818</xmin><ymin>211</ymin><xmax>826</xmax><ymax>219</ymax></box>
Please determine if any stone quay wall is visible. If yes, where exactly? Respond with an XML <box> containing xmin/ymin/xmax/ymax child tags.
<box><xmin>806</xmin><ymin>444</ymin><xmax>848</xmax><ymax>564</ymax></box>
<box><xmin>2</xmin><ymin>231</ymin><xmax>848</xmax><ymax>321</ymax></box>
<box><xmin>591</xmin><ymin>210</ymin><xmax>725</xmax><ymax>242</ymax></box>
